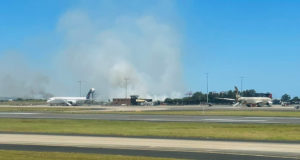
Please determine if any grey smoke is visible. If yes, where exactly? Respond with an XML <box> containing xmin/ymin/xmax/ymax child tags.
<box><xmin>0</xmin><ymin>53</ymin><xmax>53</xmax><ymax>99</ymax></box>
<box><xmin>0</xmin><ymin>9</ymin><xmax>185</xmax><ymax>100</ymax></box>
<box><xmin>56</xmin><ymin>10</ymin><xmax>185</xmax><ymax>100</ymax></box>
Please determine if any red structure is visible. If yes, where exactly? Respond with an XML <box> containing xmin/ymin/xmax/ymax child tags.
<box><xmin>112</xmin><ymin>98</ymin><xmax>131</xmax><ymax>106</ymax></box>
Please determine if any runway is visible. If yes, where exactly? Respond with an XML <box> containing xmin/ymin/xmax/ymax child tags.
<box><xmin>0</xmin><ymin>112</ymin><xmax>300</xmax><ymax>124</ymax></box>
<box><xmin>0</xmin><ymin>144</ymin><xmax>297</xmax><ymax>160</ymax></box>
<box><xmin>0</xmin><ymin>133</ymin><xmax>299</xmax><ymax>160</ymax></box>
<box><xmin>0</xmin><ymin>104</ymin><xmax>298</xmax><ymax>112</ymax></box>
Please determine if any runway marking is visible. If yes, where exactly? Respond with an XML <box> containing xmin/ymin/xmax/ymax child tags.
<box><xmin>203</xmin><ymin>119</ymin><xmax>266</xmax><ymax>122</ymax></box>
<box><xmin>0</xmin><ymin>113</ymin><xmax>41</xmax><ymax>115</ymax></box>
<box><xmin>142</xmin><ymin>119</ymin><xmax>195</xmax><ymax>122</ymax></box>
<box><xmin>245</xmin><ymin>117</ymin><xmax>300</xmax><ymax>120</ymax></box>
<box><xmin>244</xmin><ymin>117</ymin><xmax>276</xmax><ymax>119</ymax></box>
<box><xmin>194</xmin><ymin>149</ymin><xmax>300</xmax><ymax>160</ymax></box>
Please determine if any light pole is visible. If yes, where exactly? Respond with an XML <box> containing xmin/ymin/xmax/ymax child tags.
<box><xmin>240</xmin><ymin>76</ymin><xmax>245</xmax><ymax>96</ymax></box>
<box><xmin>202</xmin><ymin>73</ymin><xmax>209</xmax><ymax>114</ymax></box>
<box><xmin>77</xmin><ymin>80</ymin><xmax>84</xmax><ymax>97</ymax></box>
<box><xmin>206</xmin><ymin>73</ymin><xmax>209</xmax><ymax>105</ymax></box>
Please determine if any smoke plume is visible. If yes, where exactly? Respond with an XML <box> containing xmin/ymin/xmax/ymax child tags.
<box><xmin>0</xmin><ymin>9</ymin><xmax>185</xmax><ymax>100</ymax></box>
<box><xmin>56</xmin><ymin>10</ymin><xmax>185</xmax><ymax>99</ymax></box>
<box><xmin>0</xmin><ymin>53</ymin><xmax>53</xmax><ymax>99</ymax></box>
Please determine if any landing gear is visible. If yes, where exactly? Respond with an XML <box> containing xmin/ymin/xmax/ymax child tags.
<box><xmin>257</xmin><ymin>103</ymin><xmax>263</xmax><ymax>107</ymax></box>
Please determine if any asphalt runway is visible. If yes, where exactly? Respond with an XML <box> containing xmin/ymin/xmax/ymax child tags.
<box><xmin>0</xmin><ymin>112</ymin><xmax>300</xmax><ymax>124</ymax></box>
<box><xmin>0</xmin><ymin>144</ymin><xmax>297</xmax><ymax>160</ymax></box>
<box><xmin>0</xmin><ymin>133</ymin><xmax>299</xmax><ymax>160</ymax></box>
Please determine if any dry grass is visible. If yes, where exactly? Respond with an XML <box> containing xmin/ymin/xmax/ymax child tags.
<box><xmin>0</xmin><ymin>118</ymin><xmax>299</xmax><ymax>141</ymax></box>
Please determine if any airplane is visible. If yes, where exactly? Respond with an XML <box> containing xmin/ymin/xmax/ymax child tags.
<box><xmin>47</xmin><ymin>88</ymin><xmax>95</xmax><ymax>106</ymax></box>
<box><xmin>136</xmin><ymin>99</ymin><xmax>153</xmax><ymax>106</ymax></box>
<box><xmin>219</xmin><ymin>86</ymin><xmax>272</xmax><ymax>107</ymax></box>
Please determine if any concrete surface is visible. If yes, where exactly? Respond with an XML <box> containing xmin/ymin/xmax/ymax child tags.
<box><xmin>0</xmin><ymin>112</ymin><xmax>300</xmax><ymax>124</ymax></box>
<box><xmin>0</xmin><ymin>133</ymin><xmax>299</xmax><ymax>159</ymax></box>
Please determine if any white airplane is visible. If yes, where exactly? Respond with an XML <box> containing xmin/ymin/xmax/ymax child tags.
<box><xmin>47</xmin><ymin>88</ymin><xmax>95</xmax><ymax>106</ymax></box>
<box><xmin>220</xmin><ymin>86</ymin><xmax>272</xmax><ymax>107</ymax></box>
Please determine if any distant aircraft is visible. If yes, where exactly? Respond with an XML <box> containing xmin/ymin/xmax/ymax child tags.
<box><xmin>219</xmin><ymin>86</ymin><xmax>272</xmax><ymax>107</ymax></box>
<box><xmin>47</xmin><ymin>88</ymin><xmax>95</xmax><ymax>106</ymax></box>
<box><xmin>136</xmin><ymin>99</ymin><xmax>153</xmax><ymax>106</ymax></box>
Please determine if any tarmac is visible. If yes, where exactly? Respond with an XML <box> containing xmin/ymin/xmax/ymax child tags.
<box><xmin>1</xmin><ymin>105</ymin><xmax>300</xmax><ymax>159</ymax></box>
<box><xmin>0</xmin><ymin>133</ymin><xmax>299</xmax><ymax>160</ymax></box>
<box><xmin>0</xmin><ymin>112</ymin><xmax>300</xmax><ymax>124</ymax></box>
<box><xmin>0</xmin><ymin>104</ymin><xmax>298</xmax><ymax>112</ymax></box>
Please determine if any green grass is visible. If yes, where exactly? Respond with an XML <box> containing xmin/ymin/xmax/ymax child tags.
<box><xmin>0</xmin><ymin>150</ymin><xmax>180</xmax><ymax>160</ymax></box>
<box><xmin>0</xmin><ymin>118</ymin><xmax>300</xmax><ymax>142</ymax></box>
<box><xmin>0</xmin><ymin>100</ymin><xmax>46</xmax><ymax>106</ymax></box>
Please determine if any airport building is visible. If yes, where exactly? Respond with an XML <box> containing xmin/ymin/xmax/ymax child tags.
<box><xmin>112</xmin><ymin>95</ymin><xmax>152</xmax><ymax>106</ymax></box>
<box><xmin>111</xmin><ymin>98</ymin><xmax>131</xmax><ymax>106</ymax></box>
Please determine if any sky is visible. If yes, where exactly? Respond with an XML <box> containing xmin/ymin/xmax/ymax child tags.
<box><xmin>1</xmin><ymin>0</ymin><xmax>300</xmax><ymax>99</ymax></box>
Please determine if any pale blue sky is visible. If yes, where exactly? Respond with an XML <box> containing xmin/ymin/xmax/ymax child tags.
<box><xmin>1</xmin><ymin>0</ymin><xmax>300</xmax><ymax>98</ymax></box>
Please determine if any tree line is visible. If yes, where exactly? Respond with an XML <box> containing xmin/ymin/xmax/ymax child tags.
<box><xmin>163</xmin><ymin>89</ymin><xmax>300</xmax><ymax>105</ymax></box>
<box><xmin>280</xmin><ymin>94</ymin><xmax>300</xmax><ymax>104</ymax></box>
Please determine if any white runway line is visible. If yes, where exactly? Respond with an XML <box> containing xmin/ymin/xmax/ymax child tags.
<box><xmin>203</xmin><ymin>119</ymin><xmax>266</xmax><ymax>122</ymax></box>
<box><xmin>0</xmin><ymin>112</ymin><xmax>41</xmax><ymax>115</ymax></box>
<box><xmin>245</xmin><ymin>117</ymin><xmax>300</xmax><ymax>120</ymax></box>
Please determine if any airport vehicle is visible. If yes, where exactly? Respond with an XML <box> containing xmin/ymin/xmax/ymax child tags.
<box><xmin>220</xmin><ymin>87</ymin><xmax>272</xmax><ymax>107</ymax></box>
<box><xmin>47</xmin><ymin>88</ymin><xmax>95</xmax><ymax>106</ymax></box>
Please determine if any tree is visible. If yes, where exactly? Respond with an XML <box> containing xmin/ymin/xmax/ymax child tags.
<box><xmin>272</xmin><ymin>99</ymin><xmax>281</xmax><ymax>105</ymax></box>
<box><xmin>173</xmin><ymin>98</ymin><xmax>183</xmax><ymax>105</ymax></box>
<box><xmin>281</xmin><ymin>94</ymin><xmax>291</xmax><ymax>102</ymax></box>
<box><xmin>291</xmin><ymin>96</ymin><xmax>300</xmax><ymax>104</ymax></box>
<box><xmin>164</xmin><ymin>98</ymin><xmax>174</xmax><ymax>105</ymax></box>
<box><xmin>182</xmin><ymin>97</ymin><xmax>193</xmax><ymax>105</ymax></box>
<box><xmin>191</xmin><ymin>92</ymin><xmax>205</xmax><ymax>104</ymax></box>
<box><xmin>242</xmin><ymin>89</ymin><xmax>256</xmax><ymax>97</ymax></box>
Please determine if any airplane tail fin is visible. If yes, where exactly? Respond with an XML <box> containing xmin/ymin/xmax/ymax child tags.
<box><xmin>268</xmin><ymin>93</ymin><xmax>273</xmax><ymax>99</ymax></box>
<box><xmin>86</xmin><ymin>88</ymin><xmax>95</xmax><ymax>100</ymax></box>
<box><xmin>234</xmin><ymin>86</ymin><xmax>240</xmax><ymax>101</ymax></box>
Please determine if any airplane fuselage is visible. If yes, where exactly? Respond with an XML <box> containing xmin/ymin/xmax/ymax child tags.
<box><xmin>47</xmin><ymin>97</ymin><xmax>87</xmax><ymax>106</ymax></box>
<box><xmin>238</xmin><ymin>97</ymin><xmax>272</xmax><ymax>107</ymax></box>
<box><xmin>47</xmin><ymin>88</ymin><xmax>95</xmax><ymax>106</ymax></box>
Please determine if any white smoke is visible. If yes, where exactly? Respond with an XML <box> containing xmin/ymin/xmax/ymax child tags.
<box><xmin>56</xmin><ymin>10</ymin><xmax>185</xmax><ymax>100</ymax></box>
<box><xmin>0</xmin><ymin>9</ymin><xmax>185</xmax><ymax>100</ymax></box>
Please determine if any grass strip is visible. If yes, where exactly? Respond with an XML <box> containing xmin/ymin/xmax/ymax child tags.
<box><xmin>0</xmin><ymin>150</ymin><xmax>179</xmax><ymax>160</ymax></box>
<box><xmin>0</xmin><ymin>118</ymin><xmax>299</xmax><ymax>142</ymax></box>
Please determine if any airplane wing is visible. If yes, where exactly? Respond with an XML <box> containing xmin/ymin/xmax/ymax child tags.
<box><xmin>64</xmin><ymin>100</ymin><xmax>75</xmax><ymax>106</ymax></box>
<box><xmin>233</xmin><ymin>102</ymin><xmax>240</xmax><ymax>107</ymax></box>
<box><xmin>217</xmin><ymin>98</ymin><xmax>235</xmax><ymax>101</ymax></box>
